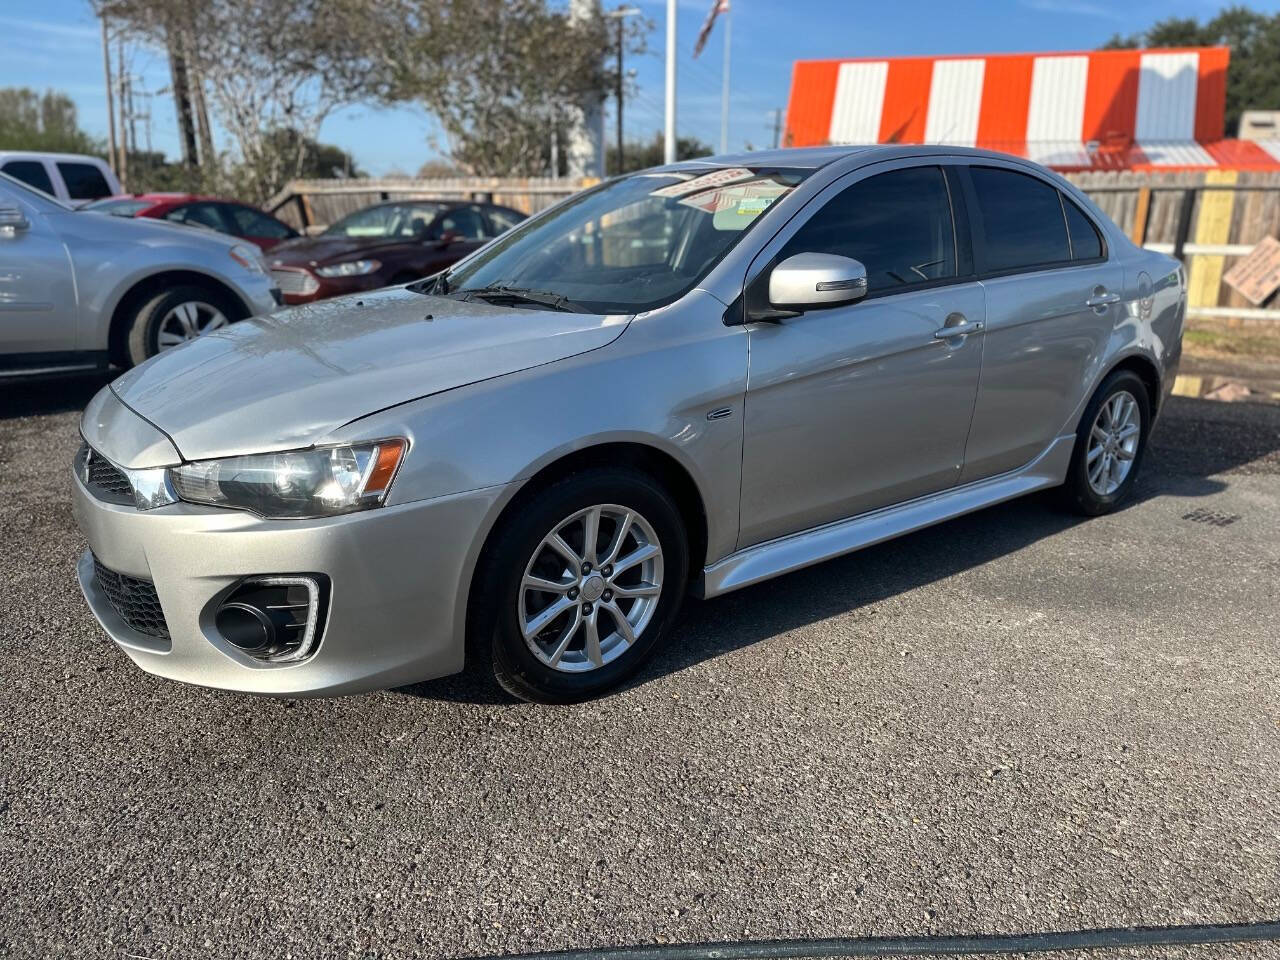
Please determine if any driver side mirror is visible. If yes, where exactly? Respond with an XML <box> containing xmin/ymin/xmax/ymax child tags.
<box><xmin>436</xmin><ymin>229</ymin><xmax>461</xmax><ymax>246</ymax></box>
<box><xmin>768</xmin><ymin>252</ymin><xmax>868</xmax><ymax>311</ymax></box>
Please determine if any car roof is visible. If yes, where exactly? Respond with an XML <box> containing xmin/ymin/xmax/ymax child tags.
<box><xmin>661</xmin><ymin>143</ymin><xmax>1058</xmax><ymax>173</ymax></box>
<box><xmin>0</xmin><ymin>150</ymin><xmax>110</xmax><ymax>163</ymax></box>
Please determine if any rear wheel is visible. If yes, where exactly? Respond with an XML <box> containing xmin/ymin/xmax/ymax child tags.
<box><xmin>1061</xmin><ymin>369</ymin><xmax>1151</xmax><ymax>516</ymax></box>
<box><xmin>125</xmin><ymin>284</ymin><xmax>240</xmax><ymax>365</ymax></box>
<box><xmin>474</xmin><ymin>469</ymin><xmax>689</xmax><ymax>703</ymax></box>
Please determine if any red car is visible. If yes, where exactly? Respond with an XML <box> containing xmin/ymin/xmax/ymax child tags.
<box><xmin>84</xmin><ymin>193</ymin><xmax>300</xmax><ymax>251</ymax></box>
<box><xmin>266</xmin><ymin>199</ymin><xmax>525</xmax><ymax>304</ymax></box>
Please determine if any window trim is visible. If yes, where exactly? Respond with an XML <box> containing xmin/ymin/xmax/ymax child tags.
<box><xmin>1057</xmin><ymin>190</ymin><xmax>1107</xmax><ymax>265</ymax></box>
<box><xmin>959</xmin><ymin>164</ymin><xmax>1109</xmax><ymax>281</ymax></box>
<box><xmin>736</xmin><ymin>157</ymin><xmax>990</xmax><ymax>324</ymax></box>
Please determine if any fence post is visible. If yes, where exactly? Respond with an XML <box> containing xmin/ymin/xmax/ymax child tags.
<box><xmin>1130</xmin><ymin>186</ymin><xmax>1151</xmax><ymax>247</ymax></box>
<box><xmin>1172</xmin><ymin>188</ymin><xmax>1196</xmax><ymax>263</ymax></box>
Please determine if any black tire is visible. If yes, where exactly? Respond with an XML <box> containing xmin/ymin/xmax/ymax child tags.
<box><xmin>125</xmin><ymin>284</ymin><xmax>241</xmax><ymax>366</ymax></box>
<box><xmin>1060</xmin><ymin>369</ymin><xmax>1152</xmax><ymax>516</ymax></box>
<box><xmin>473</xmin><ymin>468</ymin><xmax>689</xmax><ymax>704</ymax></box>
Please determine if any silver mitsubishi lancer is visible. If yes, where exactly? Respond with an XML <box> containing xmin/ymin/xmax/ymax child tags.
<box><xmin>73</xmin><ymin>146</ymin><xmax>1185</xmax><ymax>703</ymax></box>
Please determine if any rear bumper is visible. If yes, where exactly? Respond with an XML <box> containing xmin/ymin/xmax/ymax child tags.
<box><xmin>72</xmin><ymin>469</ymin><xmax>506</xmax><ymax>696</ymax></box>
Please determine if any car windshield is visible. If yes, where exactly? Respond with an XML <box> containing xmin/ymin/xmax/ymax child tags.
<box><xmin>83</xmin><ymin>197</ymin><xmax>151</xmax><ymax>216</ymax></box>
<box><xmin>323</xmin><ymin>202</ymin><xmax>446</xmax><ymax>239</ymax></box>
<box><xmin>439</xmin><ymin>166</ymin><xmax>811</xmax><ymax>313</ymax></box>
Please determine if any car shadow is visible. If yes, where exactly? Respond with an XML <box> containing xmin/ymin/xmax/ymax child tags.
<box><xmin>404</xmin><ymin>397</ymin><xmax>1278</xmax><ymax>704</ymax></box>
<box><xmin>0</xmin><ymin>371</ymin><xmax>113</xmax><ymax>419</ymax></box>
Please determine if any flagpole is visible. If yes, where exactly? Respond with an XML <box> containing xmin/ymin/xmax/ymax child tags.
<box><xmin>719</xmin><ymin>5</ymin><xmax>731</xmax><ymax>154</ymax></box>
<box><xmin>664</xmin><ymin>0</ymin><xmax>677</xmax><ymax>164</ymax></box>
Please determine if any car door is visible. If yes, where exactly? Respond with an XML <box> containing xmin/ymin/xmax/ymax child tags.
<box><xmin>0</xmin><ymin>180</ymin><xmax>79</xmax><ymax>359</ymax></box>
<box><xmin>956</xmin><ymin>164</ymin><xmax>1125</xmax><ymax>483</ymax></box>
<box><xmin>737</xmin><ymin>161</ymin><xmax>986</xmax><ymax>548</ymax></box>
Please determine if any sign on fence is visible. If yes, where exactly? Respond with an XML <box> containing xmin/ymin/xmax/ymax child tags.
<box><xmin>1223</xmin><ymin>236</ymin><xmax>1280</xmax><ymax>306</ymax></box>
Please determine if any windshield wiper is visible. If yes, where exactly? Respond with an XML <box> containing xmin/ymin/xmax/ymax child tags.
<box><xmin>462</xmin><ymin>285</ymin><xmax>581</xmax><ymax>312</ymax></box>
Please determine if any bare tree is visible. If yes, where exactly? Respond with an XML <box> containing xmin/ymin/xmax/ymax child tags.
<box><xmin>99</xmin><ymin>0</ymin><xmax>381</xmax><ymax>200</ymax></box>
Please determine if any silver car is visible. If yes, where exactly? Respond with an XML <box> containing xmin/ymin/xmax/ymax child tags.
<box><xmin>72</xmin><ymin>146</ymin><xmax>1185</xmax><ymax>703</ymax></box>
<box><xmin>0</xmin><ymin>173</ymin><xmax>279</xmax><ymax>377</ymax></box>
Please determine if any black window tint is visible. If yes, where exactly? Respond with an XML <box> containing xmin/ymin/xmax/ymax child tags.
<box><xmin>224</xmin><ymin>204</ymin><xmax>292</xmax><ymax>239</ymax></box>
<box><xmin>969</xmin><ymin>167</ymin><xmax>1070</xmax><ymax>272</ymax></box>
<box><xmin>432</xmin><ymin>206</ymin><xmax>487</xmax><ymax>241</ymax></box>
<box><xmin>56</xmin><ymin>162</ymin><xmax>111</xmax><ymax>200</ymax></box>
<box><xmin>487</xmin><ymin>207</ymin><xmax>523</xmax><ymax>233</ymax></box>
<box><xmin>779</xmin><ymin>166</ymin><xmax>956</xmax><ymax>293</ymax></box>
<box><xmin>2</xmin><ymin>160</ymin><xmax>55</xmax><ymax>195</ymax></box>
<box><xmin>1061</xmin><ymin>194</ymin><xmax>1103</xmax><ymax>261</ymax></box>
<box><xmin>165</xmin><ymin>203</ymin><xmax>228</xmax><ymax>232</ymax></box>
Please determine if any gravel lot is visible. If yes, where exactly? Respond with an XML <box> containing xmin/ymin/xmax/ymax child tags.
<box><xmin>1</xmin><ymin>376</ymin><xmax>1278</xmax><ymax>960</ymax></box>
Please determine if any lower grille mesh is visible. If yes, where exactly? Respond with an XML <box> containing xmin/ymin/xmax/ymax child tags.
<box><xmin>91</xmin><ymin>555</ymin><xmax>170</xmax><ymax>639</ymax></box>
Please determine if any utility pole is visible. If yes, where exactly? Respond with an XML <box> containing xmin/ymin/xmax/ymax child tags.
<box><xmin>719</xmin><ymin>6</ymin><xmax>731</xmax><ymax>154</ymax></box>
<box><xmin>664</xmin><ymin>0</ymin><xmax>676</xmax><ymax>164</ymax></box>
<box><xmin>117</xmin><ymin>36</ymin><xmax>129</xmax><ymax>191</ymax></box>
<box><xmin>769</xmin><ymin>108</ymin><xmax>783</xmax><ymax>149</ymax></box>
<box><xmin>100</xmin><ymin>16</ymin><xmax>117</xmax><ymax>178</ymax></box>
<box><xmin>605</xmin><ymin>6</ymin><xmax>640</xmax><ymax>176</ymax></box>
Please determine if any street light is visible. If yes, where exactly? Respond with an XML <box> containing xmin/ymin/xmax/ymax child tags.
<box><xmin>605</xmin><ymin>6</ymin><xmax>642</xmax><ymax>176</ymax></box>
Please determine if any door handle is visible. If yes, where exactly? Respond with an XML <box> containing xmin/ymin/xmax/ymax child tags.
<box><xmin>1086</xmin><ymin>291</ymin><xmax>1121</xmax><ymax>308</ymax></box>
<box><xmin>933</xmin><ymin>319</ymin><xmax>984</xmax><ymax>339</ymax></box>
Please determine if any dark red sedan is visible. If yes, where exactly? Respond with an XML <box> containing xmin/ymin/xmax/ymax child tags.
<box><xmin>265</xmin><ymin>199</ymin><xmax>525</xmax><ymax>304</ymax></box>
<box><xmin>84</xmin><ymin>193</ymin><xmax>300</xmax><ymax>251</ymax></box>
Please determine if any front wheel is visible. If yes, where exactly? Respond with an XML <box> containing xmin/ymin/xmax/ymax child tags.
<box><xmin>1061</xmin><ymin>369</ymin><xmax>1151</xmax><ymax>516</ymax></box>
<box><xmin>475</xmin><ymin>469</ymin><xmax>689</xmax><ymax>703</ymax></box>
<box><xmin>125</xmin><ymin>284</ymin><xmax>239</xmax><ymax>365</ymax></box>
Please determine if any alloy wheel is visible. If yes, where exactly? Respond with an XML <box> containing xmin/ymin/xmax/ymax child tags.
<box><xmin>157</xmin><ymin>301</ymin><xmax>229</xmax><ymax>350</ymax></box>
<box><xmin>519</xmin><ymin>504</ymin><xmax>664</xmax><ymax>673</ymax></box>
<box><xmin>1087</xmin><ymin>389</ymin><xmax>1141</xmax><ymax>496</ymax></box>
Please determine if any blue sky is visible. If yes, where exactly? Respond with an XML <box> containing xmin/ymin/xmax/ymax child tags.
<box><xmin>5</xmin><ymin>0</ymin><xmax>1280</xmax><ymax>176</ymax></box>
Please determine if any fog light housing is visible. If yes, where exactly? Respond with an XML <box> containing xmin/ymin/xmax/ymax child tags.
<box><xmin>213</xmin><ymin>575</ymin><xmax>327</xmax><ymax>663</ymax></box>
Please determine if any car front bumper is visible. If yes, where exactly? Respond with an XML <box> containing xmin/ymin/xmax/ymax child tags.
<box><xmin>72</xmin><ymin>469</ymin><xmax>505</xmax><ymax>696</ymax></box>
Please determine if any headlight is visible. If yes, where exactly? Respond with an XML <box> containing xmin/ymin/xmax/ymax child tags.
<box><xmin>229</xmin><ymin>243</ymin><xmax>268</xmax><ymax>275</ymax></box>
<box><xmin>315</xmin><ymin>259</ymin><xmax>381</xmax><ymax>278</ymax></box>
<box><xmin>169</xmin><ymin>439</ymin><xmax>407</xmax><ymax>519</ymax></box>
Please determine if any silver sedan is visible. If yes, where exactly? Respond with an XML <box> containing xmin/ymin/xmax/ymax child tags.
<box><xmin>0</xmin><ymin>173</ymin><xmax>280</xmax><ymax>377</ymax></box>
<box><xmin>72</xmin><ymin>146</ymin><xmax>1185</xmax><ymax>703</ymax></box>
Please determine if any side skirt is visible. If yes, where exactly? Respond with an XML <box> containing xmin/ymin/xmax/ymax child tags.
<box><xmin>698</xmin><ymin>434</ymin><xmax>1075</xmax><ymax>598</ymax></box>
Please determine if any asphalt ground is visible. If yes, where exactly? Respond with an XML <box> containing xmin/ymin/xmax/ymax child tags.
<box><xmin>1</xmin><ymin>375</ymin><xmax>1278</xmax><ymax>960</ymax></box>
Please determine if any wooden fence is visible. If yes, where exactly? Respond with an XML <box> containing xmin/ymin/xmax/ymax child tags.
<box><xmin>266</xmin><ymin>170</ymin><xmax>1280</xmax><ymax>314</ymax></box>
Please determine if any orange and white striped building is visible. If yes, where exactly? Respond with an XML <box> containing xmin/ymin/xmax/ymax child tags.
<box><xmin>785</xmin><ymin>47</ymin><xmax>1280</xmax><ymax>172</ymax></box>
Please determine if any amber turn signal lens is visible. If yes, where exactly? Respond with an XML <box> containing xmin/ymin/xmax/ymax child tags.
<box><xmin>366</xmin><ymin>439</ymin><xmax>407</xmax><ymax>496</ymax></box>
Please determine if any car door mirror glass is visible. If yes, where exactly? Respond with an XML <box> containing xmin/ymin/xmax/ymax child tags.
<box><xmin>768</xmin><ymin>252</ymin><xmax>868</xmax><ymax>310</ymax></box>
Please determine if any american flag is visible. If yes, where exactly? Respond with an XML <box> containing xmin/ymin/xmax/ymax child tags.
<box><xmin>693</xmin><ymin>0</ymin><xmax>730</xmax><ymax>58</ymax></box>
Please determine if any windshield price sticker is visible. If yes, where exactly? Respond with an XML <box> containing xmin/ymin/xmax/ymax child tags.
<box><xmin>651</xmin><ymin>167</ymin><xmax>754</xmax><ymax>199</ymax></box>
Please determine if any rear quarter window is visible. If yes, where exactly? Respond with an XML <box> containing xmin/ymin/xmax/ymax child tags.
<box><xmin>1061</xmin><ymin>194</ymin><xmax>1104</xmax><ymax>261</ymax></box>
<box><xmin>57</xmin><ymin>161</ymin><xmax>112</xmax><ymax>201</ymax></box>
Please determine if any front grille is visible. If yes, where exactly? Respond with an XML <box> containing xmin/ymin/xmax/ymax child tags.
<box><xmin>77</xmin><ymin>442</ymin><xmax>134</xmax><ymax>506</ymax></box>
<box><xmin>91</xmin><ymin>554</ymin><xmax>170</xmax><ymax>639</ymax></box>
<box><xmin>270</xmin><ymin>268</ymin><xmax>318</xmax><ymax>296</ymax></box>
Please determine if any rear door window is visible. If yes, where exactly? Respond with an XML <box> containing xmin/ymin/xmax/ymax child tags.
<box><xmin>222</xmin><ymin>204</ymin><xmax>294</xmax><ymax>239</ymax></box>
<box><xmin>432</xmin><ymin>206</ymin><xmax>488</xmax><ymax>241</ymax></box>
<box><xmin>778</xmin><ymin>165</ymin><xmax>957</xmax><ymax>294</ymax></box>
<box><xmin>2</xmin><ymin>160</ymin><xmax>55</xmax><ymax>196</ymax></box>
<box><xmin>164</xmin><ymin>203</ymin><xmax>230</xmax><ymax>233</ymax></box>
<box><xmin>1061</xmin><ymin>194</ymin><xmax>1103</xmax><ymax>261</ymax></box>
<box><xmin>56</xmin><ymin>162</ymin><xmax>112</xmax><ymax>201</ymax></box>
<box><xmin>968</xmin><ymin>166</ymin><xmax>1071</xmax><ymax>273</ymax></box>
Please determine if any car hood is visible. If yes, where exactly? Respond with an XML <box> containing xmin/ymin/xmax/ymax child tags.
<box><xmin>268</xmin><ymin>234</ymin><xmax>406</xmax><ymax>266</ymax></box>
<box><xmin>110</xmin><ymin>287</ymin><xmax>632</xmax><ymax>462</ymax></box>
